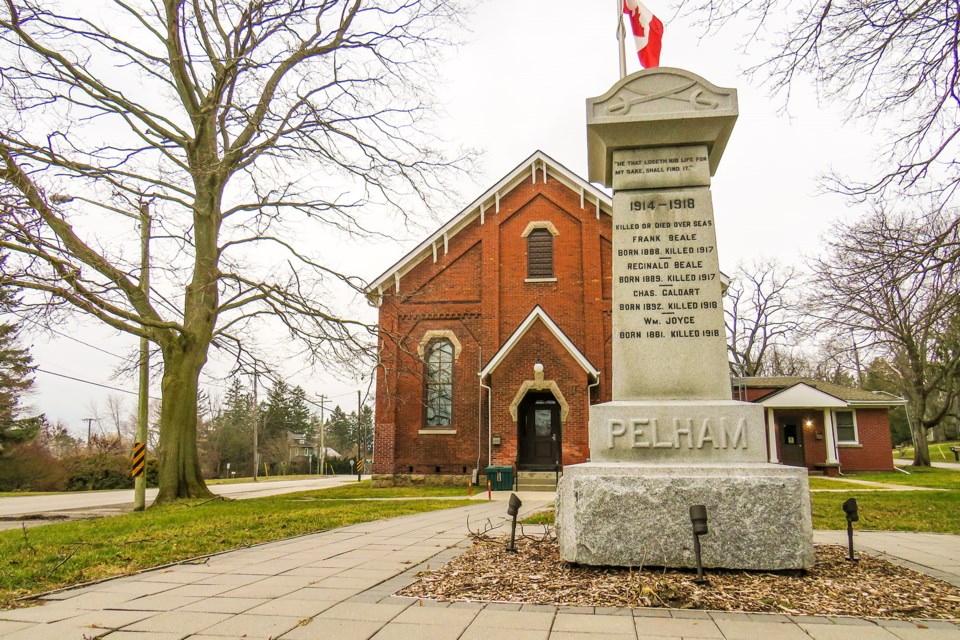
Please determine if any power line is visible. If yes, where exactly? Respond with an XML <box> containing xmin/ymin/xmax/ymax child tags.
<box><xmin>34</xmin><ymin>366</ymin><xmax>157</xmax><ymax>400</ymax></box>
<box><xmin>45</xmin><ymin>327</ymin><xmax>128</xmax><ymax>360</ymax></box>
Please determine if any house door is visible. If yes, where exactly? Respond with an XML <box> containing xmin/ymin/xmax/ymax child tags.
<box><xmin>517</xmin><ymin>393</ymin><xmax>561</xmax><ymax>469</ymax></box>
<box><xmin>780</xmin><ymin>420</ymin><xmax>805</xmax><ymax>467</ymax></box>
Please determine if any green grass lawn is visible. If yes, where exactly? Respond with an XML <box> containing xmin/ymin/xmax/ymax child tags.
<box><xmin>0</xmin><ymin>488</ymin><xmax>472</xmax><ymax>609</ymax></box>
<box><xmin>807</xmin><ymin>477</ymin><xmax>874</xmax><ymax>490</ymax></box>
<box><xmin>811</xmin><ymin>490</ymin><xmax>960</xmax><ymax>533</ymax></box>
<box><xmin>206</xmin><ymin>473</ymin><xmax>323</xmax><ymax>485</ymax></box>
<box><xmin>298</xmin><ymin>480</ymin><xmax>470</xmax><ymax>499</ymax></box>
<box><xmin>893</xmin><ymin>440</ymin><xmax>960</xmax><ymax>461</ymax></box>
<box><xmin>0</xmin><ymin>491</ymin><xmax>66</xmax><ymax>498</ymax></box>
<box><xmin>841</xmin><ymin>467</ymin><xmax>960</xmax><ymax>489</ymax></box>
<box><xmin>520</xmin><ymin>510</ymin><xmax>556</xmax><ymax>526</ymax></box>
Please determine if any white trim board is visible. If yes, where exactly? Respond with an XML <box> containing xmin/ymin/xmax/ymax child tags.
<box><xmin>479</xmin><ymin>305</ymin><xmax>600</xmax><ymax>381</ymax></box>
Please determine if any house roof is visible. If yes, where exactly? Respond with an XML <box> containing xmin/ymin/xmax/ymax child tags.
<box><xmin>734</xmin><ymin>377</ymin><xmax>907</xmax><ymax>406</ymax></box>
<box><xmin>479</xmin><ymin>305</ymin><xmax>600</xmax><ymax>381</ymax></box>
<box><xmin>365</xmin><ymin>150</ymin><xmax>613</xmax><ymax>303</ymax></box>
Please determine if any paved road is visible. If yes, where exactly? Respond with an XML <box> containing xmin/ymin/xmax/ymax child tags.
<box><xmin>2</xmin><ymin>501</ymin><xmax>958</xmax><ymax>640</ymax></box>
<box><xmin>0</xmin><ymin>475</ymin><xmax>364</xmax><ymax>522</ymax></box>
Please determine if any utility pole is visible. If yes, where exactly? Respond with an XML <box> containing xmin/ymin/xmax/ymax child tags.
<box><xmin>83</xmin><ymin>417</ymin><xmax>96</xmax><ymax>449</ymax></box>
<box><xmin>252</xmin><ymin>367</ymin><xmax>259</xmax><ymax>481</ymax></box>
<box><xmin>356</xmin><ymin>390</ymin><xmax>362</xmax><ymax>482</ymax></box>
<box><xmin>316</xmin><ymin>393</ymin><xmax>327</xmax><ymax>475</ymax></box>
<box><xmin>134</xmin><ymin>201</ymin><xmax>151</xmax><ymax>511</ymax></box>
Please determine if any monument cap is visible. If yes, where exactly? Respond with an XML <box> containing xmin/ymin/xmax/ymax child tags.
<box><xmin>586</xmin><ymin>68</ymin><xmax>738</xmax><ymax>186</ymax></box>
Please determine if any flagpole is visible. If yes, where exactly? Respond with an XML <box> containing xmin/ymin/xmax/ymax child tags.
<box><xmin>617</xmin><ymin>0</ymin><xmax>627</xmax><ymax>79</ymax></box>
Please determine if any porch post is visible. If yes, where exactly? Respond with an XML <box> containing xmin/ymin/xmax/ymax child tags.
<box><xmin>823</xmin><ymin>408</ymin><xmax>839</xmax><ymax>464</ymax></box>
<box><xmin>766</xmin><ymin>408</ymin><xmax>779</xmax><ymax>463</ymax></box>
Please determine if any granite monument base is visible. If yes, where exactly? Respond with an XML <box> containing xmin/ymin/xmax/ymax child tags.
<box><xmin>556</xmin><ymin>462</ymin><xmax>814</xmax><ymax>570</ymax></box>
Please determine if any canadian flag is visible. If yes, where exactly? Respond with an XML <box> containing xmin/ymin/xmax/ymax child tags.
<box><xmin>623</xmin><ymin>0</ymin><xmax>664</xmax><ymax>68</ymax></box>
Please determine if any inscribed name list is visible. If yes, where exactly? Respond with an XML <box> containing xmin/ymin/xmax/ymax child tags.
<box><xmin>611</xmin><ymin>187</ymin><xmax>732</xmax><ymax>400</ymax></box>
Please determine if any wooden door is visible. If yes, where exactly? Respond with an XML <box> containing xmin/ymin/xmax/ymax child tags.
<box><xmin>518</xmin><ymin>395</ymin><xmax>561</xmax><ymax>468</ymax></box>
<box><xmin>780</xmin><ymin>420</ymin><xmax>805</xmax><ymax>467</ymax></box>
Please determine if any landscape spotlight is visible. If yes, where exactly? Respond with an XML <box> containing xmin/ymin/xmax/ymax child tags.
<box><xmin>689</xmin><ymin>504</ymin><xmax>709</xmax><ymax>585</ymax></box>
<box><xmin>506</xmin><ymin>493</ymin><xmax>523</xmax><ymax>553</ymax></box>
<box><xmin>842</xmin><ymin>497</ymin><xmax>859</xmax><ymax>562</ymax></box>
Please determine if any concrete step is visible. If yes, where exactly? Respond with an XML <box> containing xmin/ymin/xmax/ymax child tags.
<box><xmin>515</xmin><ymin>484</ymin><xmax>557</xmax><ymax>493</ymax></box>
<box><xmin>516</xmin><ymin>470</ymin><xmax>561</xmax><ymax>480</ymax></box>
<box><xmin>515</xmin><ymin>471</ymin><xmax>561</xmax><ymax>492</ymax></box>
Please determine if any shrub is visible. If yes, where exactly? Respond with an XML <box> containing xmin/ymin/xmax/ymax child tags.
<box><xmin>62</xmin><ymin>452</ymin><xmax>132</xmax><ymax>491</ymax></box>
<box><xmin>0</xmin><ymin>441</ymin><xmax>68</xmax><ymax>491</ymax></box>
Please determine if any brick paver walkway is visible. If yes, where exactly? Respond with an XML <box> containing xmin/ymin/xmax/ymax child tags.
<box><xmin>1</xmin><ymin>499</ymin><xmax>959</xmax><ymax>639</ymax></box>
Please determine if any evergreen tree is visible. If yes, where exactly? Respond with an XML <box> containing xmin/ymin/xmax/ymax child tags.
<box><xmin>325</xmin><ymin>405</ymin><xmax>353</xmax><ymax>456</ymax></box>
<box><xmin>288</xmin><ymin>386</ymin><xmax>313</xmax><ymax>438</ymax></box>
<box><xmin>324</xmin><ymin>403</ymin><xmax>373</xmax><ymax>459</ymax></box>
<box><xmin>0</xmin><ymin>282</ymin><xmax>40</xmax><ymax>452</ymax></box>
<box><xmin>206</xmin><ymin>378</ymin><xmax>255</xmax><ymax>477</ymax></box>
<box><xmin>261</xmin><ymin>380</ymin><xmax>292</xmax><ymax>439</ymax></box>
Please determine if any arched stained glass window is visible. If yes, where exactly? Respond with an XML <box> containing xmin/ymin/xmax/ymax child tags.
<box><xmin>425</xmin><ymin>339</ymin><xmax>454</xmax><ymax>427</ymax></box>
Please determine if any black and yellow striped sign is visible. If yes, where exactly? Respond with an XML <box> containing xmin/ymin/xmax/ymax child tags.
<box><xmin>356</xmin><ymin>458</ymin><xmax>362</xmax><ymax>473</ymax></box>
<box><xmin>131</xmin><ymin>442</ymin><xmax>146</xmax><ymax>478</ymax></box>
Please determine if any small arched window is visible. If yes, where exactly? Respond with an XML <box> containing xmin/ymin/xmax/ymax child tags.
<box><xmin>527</xmin><ymin>227</ymin><xmax>554</xmax><ymax>278</ymax></box>
<box><xmin>424</xmin><ymin>339</ymin><xmax>454</xmax><ymax>427</ymax></box>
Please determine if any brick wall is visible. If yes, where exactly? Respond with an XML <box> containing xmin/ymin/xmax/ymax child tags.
<box><xmin>838</xmin><ymin>408</ymin><xmax>894</xmax><ymax>471</ymax></box>
<box><xmin>373</xmin><ymin>165</ymin><xmax>610</xmax><ymax>476</ymax></box>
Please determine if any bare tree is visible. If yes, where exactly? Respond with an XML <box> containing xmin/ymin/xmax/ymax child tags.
<box><xmin>0</xmin><ymin>0</ymin><xmax>466</xmax><ymax>502</ymax></box>
<box><xmin>809</xmin><ymin>208</ymin><xmax>960</xmax><ymax>466</ymax></box>
<box><xmin>725</xmin><ymin>258</ymin><xmax>806</xmax><ymax>377</ymax></box>
<box><xmin>104</xmin><ymin>394</ymin><xmax>134</xmax><ymax>441</ymax></box>
<box><xmin>677</xmin><ymin>0</ymin><xmax>960</xmax><ymax>207</ymax></box>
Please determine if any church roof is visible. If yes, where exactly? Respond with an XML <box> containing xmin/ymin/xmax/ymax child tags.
<box><xmin>365</xmin><ymin>151</ymin><xmax>612</xmax><ymax>303</ymax></box>
<box><xmin>734</xmin><ymin>377</ymin><xmax>906</xmax><ymax>406</ymax></box>
<box><xmin>479</xmin><ymin>305</ymin><xmax>600</xmax><ymax>381</ymax></box>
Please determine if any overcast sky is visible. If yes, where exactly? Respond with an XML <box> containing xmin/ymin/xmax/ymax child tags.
<box><xmin>27</xmin><ymin>0</ymin><xmax>886</xmax><ymax>436</ymax></box>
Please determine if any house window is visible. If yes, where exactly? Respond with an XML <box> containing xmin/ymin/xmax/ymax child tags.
<box><xmin>527</xmin><ymin>228</ymin><xmax>554</xmax><ymax>279</ymax></box>
<box><xmin>424</xmin><ymin>339</ymin><xmax>454</xmax><ymax>427</ymax></box>
<box><xmin>834</xmin><ymin>410</ymin><xmax>858</xmax><ymax>443</ymax></box>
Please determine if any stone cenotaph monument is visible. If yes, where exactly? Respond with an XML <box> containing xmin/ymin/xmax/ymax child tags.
<box><xmin>556</xmin><ymin>68</ymin><xmax>814</xmax><ymax>570</ymax></box>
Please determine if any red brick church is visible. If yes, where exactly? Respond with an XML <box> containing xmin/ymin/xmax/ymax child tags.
<box><xmin>366</xmin><ymin>152</ymin><xmax>902</xmax><ymax>485</ymax></box>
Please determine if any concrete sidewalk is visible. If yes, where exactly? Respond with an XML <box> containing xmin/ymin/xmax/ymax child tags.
<box><xmin>895</xmin><ymin>458</ymin><xmax>960</xmax><ymax>471</ymax></box>
<box><xmin>1</xmin><ymin>500</ymin><xmax>958</xmax><ymax>639</ymax></box>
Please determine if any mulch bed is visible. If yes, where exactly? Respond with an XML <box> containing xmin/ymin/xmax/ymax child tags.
<box><xmin>399</xmin><ymin>533</ymin><xmax>960</xmax><ymax>620</ymax></box>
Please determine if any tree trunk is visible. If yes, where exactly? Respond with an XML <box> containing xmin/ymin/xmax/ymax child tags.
<box><xmin>154</xmin><ymin>342</ymin><xmax>215</xmax><ymax>504</ymax></box>
<box><xmin>909</xmin><ymin>404</ymin><xmax>932</xmax><ymax>467</ymax></box>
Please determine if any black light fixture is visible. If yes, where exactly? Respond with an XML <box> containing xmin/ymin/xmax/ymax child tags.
<box><xmin>689</xmin><ymin>504</ymin><xmax>709</xmax><ymax>585</ymax></box>
<box><xmin>506</xmin><ymin>493</ymin><xmax>523</xmax><ymax>552</ymax></box>
<box><xmin>842</xmin><ymin>497</ymin><xmax>859</xmax><ymax>562</ymax></box>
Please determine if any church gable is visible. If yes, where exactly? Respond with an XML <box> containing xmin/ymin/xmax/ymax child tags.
<box><xmin>366</xmin><ymin>150</ymin><xmax>612</xmax><ymax>304</ymax></box>
<box><xmin>406</xmin><ymin>241</ymin><xmax>482</xmax><ymax>304</ymax></box>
